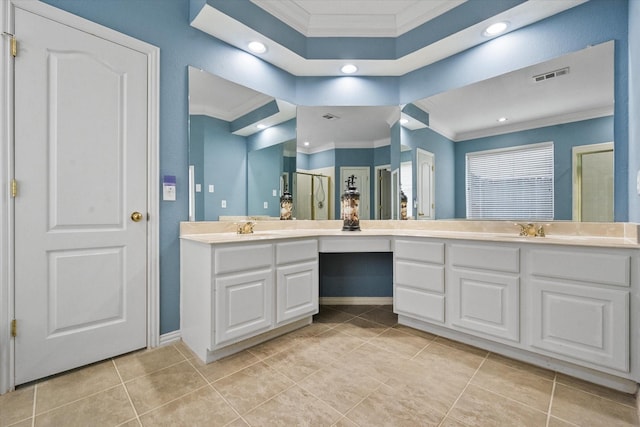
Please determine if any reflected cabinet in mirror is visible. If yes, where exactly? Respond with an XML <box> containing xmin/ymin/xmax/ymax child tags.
<box><xmin>188</xmin><ymin>40</ymin><xmax>614</xmax><ymax>222</ymax></box>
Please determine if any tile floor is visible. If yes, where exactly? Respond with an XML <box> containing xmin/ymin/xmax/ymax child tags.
<box><xmin>1</xmin><ymin>305</ymin><xmax>638</xmax><ymax>426</ymax></box>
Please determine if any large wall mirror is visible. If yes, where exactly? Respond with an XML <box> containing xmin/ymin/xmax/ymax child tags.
<box><xmin>188</xmin><ymin>40</ymin><xmax>614</xmax><ymax>222</ymax></box>
<box><xmin>400</xmin><ymin>40</ymin><xmax>614</xmax><ymax>221</ymax></box>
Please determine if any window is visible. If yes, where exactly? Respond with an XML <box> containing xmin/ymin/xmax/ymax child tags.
<box><xmin>466</xmin><ymin>142</ymin><xmax>554</xmax><ymax>220</ymax></box>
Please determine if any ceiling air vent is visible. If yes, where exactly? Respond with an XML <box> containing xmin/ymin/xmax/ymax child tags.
<box><xmin>533</xmin><ymin>67</ymin><xmax>570</xmax><ymax>82</ymax></box>
<box><xmin>322</xmin><ymin>113</ymin><xmax>340</xmax><ymax>120</ymax></box>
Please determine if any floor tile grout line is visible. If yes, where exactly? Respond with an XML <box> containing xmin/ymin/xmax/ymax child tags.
<box><xmin>30</xmin><ymin>382</ymin><xmax>125</xmax><ymax>418</ymax></box>
<box><xmin>545</xmin><ymin>372</ymin><xmax>557</xmax><ymax>427</ymax></box>
<box><xmin>30</xmin><ymin>383</ymin><xmax>37</xmax><ymax>427</ymax></box>
<box><xmin>118</xmin><ymin>357</ymin><xmax>192</xmax><ymax>385</ymax></box>
<box><xmin>112</xmin><ymin>358</ymin><xmax>141</xmax><ymax>425</ymax></box>
<box><xmin>553</xmin><ymin>378</ymin><xmax>639</xmax><ymax>409</ymax></box>
<box><xmin>437</xmin><ymin>350</ymin><xmax>489</xmax><ymax>426</ymax></box>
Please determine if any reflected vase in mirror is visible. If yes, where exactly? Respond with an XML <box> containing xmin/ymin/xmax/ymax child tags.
<box><xmin>400</xmin><ymin>190</ymin><xmax>408</xmax><ymax>220</ymax></box>
<box><xmin>280</xmin><ymin>186</ymin><xmax>293</xmax><ymax>220</ymax></box>
<box><xmin>341</xmin><ymin>175</ymin><xmax>360</xmax><ymax>231</ymax></box>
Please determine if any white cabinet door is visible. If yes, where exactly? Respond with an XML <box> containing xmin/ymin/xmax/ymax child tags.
<box><xmin>215</xmin><ymin>269</ymin><xmax>273</xmax><ymax>346</ymax></box>
<box><xmin>529</xmin><ymin>279</ymin><xmax>629</xmax><ymax>372</ymax></box>
<box><xmin>276</xmin><ymin>261</ymin><xmax>318</xmax><ymax>324</ymax></box>
<box><xmin>449</xmin><ymin>269</ymin><xmax>520</xmax><ymax>342</ymax></box>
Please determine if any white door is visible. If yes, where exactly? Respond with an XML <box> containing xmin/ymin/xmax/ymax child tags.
<box><xmin>340</xmin><ymin>167</ymin><xmax>370</xmax><ymax>220</ymax></box>
<box><xmin>14</xmin><ymin>7</ymin><xmax>148</xmax><ymax>384</ymax></box>
<box><xmin>416</xmin><ymin>149</ymin><xmax>435</xmax><ymax>220</ymax></box>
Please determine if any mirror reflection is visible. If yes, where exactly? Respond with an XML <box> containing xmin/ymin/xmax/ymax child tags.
<box><xmin>188</xmin><ymin>40</ymin><xmax>614</xmax><ymax>222</ymax></box>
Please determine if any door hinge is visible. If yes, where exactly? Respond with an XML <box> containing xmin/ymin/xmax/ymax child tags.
<box><xmin>3</xmin><ymin>33</ymin><xmax>16</xmax><ymax>57</ymax></box>
<box><xmin>11</xmin><ymin>179</ymin><xmax>17</xmax><ymax>198</ymax></box>
<box><xmin>11</xmin><ymin>319</ymin><xmax>17</xmax><ymax>337</ymax></box>
<box><xmin>431</xmin><ymin>165</ymin><xmax>435</xmax><ymax>172</ymax></box>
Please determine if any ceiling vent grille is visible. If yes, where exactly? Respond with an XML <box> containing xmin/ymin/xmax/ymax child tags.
<box><xmin>533</xmin><ymin>67</ymin><xmax>570</xmax><ymax>82</ymax></box>
<box><xmin>322</xmin><ymin>113</ymin><xmax>340</xmax><ymax>120</ymax></box>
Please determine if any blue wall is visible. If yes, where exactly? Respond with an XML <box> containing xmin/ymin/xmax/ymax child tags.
<box><xmin>320</xmin><ymin>253</ymin><xmax>393</xmax><ymax>297</ymax></box>
<box><xmin>629</xmin><ymin>1</ymin><xmax>640</xmax><ymax>221</ymax></box>
<box><xmin>40</xmin><ymin>0</ymin><xmax>634</xmax><ymax>334</ymax></box>
<box><xmin>454</xmin><ymin>117</ymin><xmax>614</xmax><ymax>219</ymax></box>
<box><xmin>247</xmin><ymin>144</ymin><xmax>283</xmax><ymax>216</ymax></box>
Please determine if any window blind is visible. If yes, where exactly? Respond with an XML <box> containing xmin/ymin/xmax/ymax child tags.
<box><xmin>466</xmin><ymin>142</ymin><xmax>554</xmax><ymax>220</ymax></box>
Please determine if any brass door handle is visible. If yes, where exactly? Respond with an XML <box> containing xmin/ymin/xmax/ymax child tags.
<box><xmin>131</xmin><ymin>211</ymin><xmax>144</xmax><ymax>222</ymax></box>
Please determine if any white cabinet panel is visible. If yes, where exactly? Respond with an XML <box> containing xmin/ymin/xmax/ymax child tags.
<box><xmin>530</xmin><ymin>250</ymin><xmax>630</xmax><ymax>287</ymax></box>
<box><xmin>529</xmin><ymin>279</ymin><xmax>629</xmax><ymax>372</ymax></box>
<box><xmin>276</xmin><ymin>239</ymin><xmax>318</xmax><ymax>265</ymax></box>
<box><xmin>276</xmin><ymin>261</ymin><xmax>319</xmax><ymax>324</ymax></box>
<box><xmin>395</xmin><ymin>261</ymin><xmax>444</xmax><ymax>293</ymax></box>
<box><xmin>394</xmin><ymin>239</ymin><xmax>444</xmax><ymax>264</ymax></box>
<box><xmin>451</xmin><ymin>244</ymin><xmax>519</xmax><ymax>273</ymax></box>
<box><xmin>395</xmin><ymin>286</ymin><xmax>445</xmax><ymax>323</ymax></box>
<box><xmin>319</xmin><ymin>237</ymin><xmax>391</xmax><ymax>252</ymax></box>
<box><xmin>215</xmin><ymin>269</ymin><xmax>273</xmax><ymax>345</ymax></box>
<box><xmin>215</xmin><ymin>244</ymin><xmax>272</xmax><ymax>275</ymax></box>
<box><xmin>450</xmin><ymin>269</ymin><xmax>519</xmax><ymax>342</ymax></box>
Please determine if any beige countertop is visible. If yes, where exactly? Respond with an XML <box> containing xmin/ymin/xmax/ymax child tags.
<box><xmin>180</xmin><ymin>220</ymin><xmax>640</xmax><ymax>248</ymax></box>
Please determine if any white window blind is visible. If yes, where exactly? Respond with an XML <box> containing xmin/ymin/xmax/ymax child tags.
<box><xmin>466</xmin><ymin>142</ymin><xmax>554</xmax><ymax>220</ymax></box>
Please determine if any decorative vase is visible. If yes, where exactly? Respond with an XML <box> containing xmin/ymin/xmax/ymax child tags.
<box><xmin>341</xmin><ymin>175</ymin><xmax>360</xmax><ymax>231</ymax></box>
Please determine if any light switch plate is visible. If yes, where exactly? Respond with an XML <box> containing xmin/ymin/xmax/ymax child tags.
<box><xmin>209</xmin><ymin>184</ymin><xmax>214</xmax><ymax>193</ymax></box>
<box><xmin>272</xmin><ymin>189</ymin><xmax>277</xmax><ymax>197</ymax></box>
<box><xmin>195</xmin><ymin>184</ymin><xmax>201</xmax><ymax>192</ymax></box>
<box><xmin>264</xmin><ymin>201</ymin><xmax>268</xmax><ymax>209</ymax></box>
<box><xmin>221</xmin><ymin>200</ymin><xmax>227</xmax><ymax>208</ymax></box>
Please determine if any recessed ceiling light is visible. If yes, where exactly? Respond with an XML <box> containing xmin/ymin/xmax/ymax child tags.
<box><xmin>341</xmin><ymin>64</ymin><xmax>358</xmax><ymax>74</ymax></box>
<box><xmin>484</xmin><ymin>22</ymin><xmax>509</xmax><ymax>37</ymax></box>
<box><xmin>303</xmin><ymin>141</ymin><xmax>310</xmax><ymax>146</ymax></box>
<box><xmin>497</xmin><ymin>117</ymin><xmax>508</xmax><ymax>123</ymax></box>
<box><xmin>400</xmin><ymin>118</ymin><xmax>409</xmax><ymax>125</ymax></box>
<box><xmin>256</xmin><ymin>123</ymin><xmax>267</xmax><ymax>129</ymax></box>
<box><xmin>248</xmin><ymin>41</ymin><xmax>267</xmax><ymax>54</ymax></box>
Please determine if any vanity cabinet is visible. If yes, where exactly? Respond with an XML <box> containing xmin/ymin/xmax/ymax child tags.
<box><xmin>275</xmin><ymin>240</ymin><xmax>319</xmax><ymax>324</ymax></box>
<box><xmin>527</xmin><ymin>248</ymin><xmax>631</xmax><ymax>372</ymax></box>
<box><xmin>393</xmin><ymin>238</ymin><xmax>445</xmax><ymax>323</ymax></box>
<box><xmin>448</xmin><ymin>243</ymin><xmax>520</xmax><ymax>342</ymax></box>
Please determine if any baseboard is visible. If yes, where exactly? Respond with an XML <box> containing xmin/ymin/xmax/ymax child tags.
<box><xmin>159</xmin><ymin>330</ymin><xmax>181</xmax><ymax>346</ymax></box>
<box><xmin>320</xmin><ymin>297</ymin><xmax>393</xmax><ymax>305</ymax></box>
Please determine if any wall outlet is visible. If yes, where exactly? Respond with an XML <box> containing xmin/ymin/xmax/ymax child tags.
<box><xmin>195</xmin><ymin>184</ymin><xmax>201</xmax><ymax>192</ymax></box>
<box><xmin>221</xmin><ymin>200</ymin><xmax>227</xmax><ymax>208</ymax></box>
<box><xmin>209</xmin><ymin>184</ymin><xmax>214</xmax><ymax>193</ymax></box>
<box><xmin>264</xmin><ymin>201</ymin><xmax>268</xmax><ymax>209</ymax></box>
<box><xmin>272</xmin><ymin>189</ymin><xmax>277</xmax><ymax>197</ymax></box>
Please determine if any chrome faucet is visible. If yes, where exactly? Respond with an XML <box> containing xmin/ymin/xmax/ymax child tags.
<box><xmin>237</xmin><ymin>221</ymin><xmax>255</xmax><ymax>234</ymax></box>
<box><xmin>517</xmin><ymin>223</ymin><xmax>545</xmax><ymax>237</ymax></box>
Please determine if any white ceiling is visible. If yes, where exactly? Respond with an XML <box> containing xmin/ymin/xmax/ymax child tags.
<box><xmin>191</xmin><ymin>0</ymin><xmax>588</xmax><ymax>76</ymax></box>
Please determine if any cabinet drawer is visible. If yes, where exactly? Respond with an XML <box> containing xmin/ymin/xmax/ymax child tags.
<box><xmin>276</xmin><ymin>239</ymin><xmax>318</xmax><ymax>265</ymax></box>
<box><xmin>394</xmin><ymin>239</ymin><xmax>444</xmax><ymax>264</ymax></box>
<box><xmin>530</xmin><ymin>250</ymin><xmax>630</xmax><ymax>287</ymax></box>
<box><xmin>395</xmin><ymin>261</ymin><xmax>444</xmax><ymax>293</ymax></box>
<box><xmin>395</xmin><ymin>286</ymin><xmax>444</xmax><ymax>323</ymax></box>
<box><xmin>450</xmin><ymin>244</ymin><xmax>519</xmax><ymax>273</ymax></box>
<box><xmin>215</xmin><ymin>244</ymin><xmax>272</xmax><ymax>275</ymax></box>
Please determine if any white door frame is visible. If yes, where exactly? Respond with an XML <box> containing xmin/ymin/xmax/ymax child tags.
<box><xmin>0</xmin><ymin>0</ymin><xmax>160</xmax><ymax>393</ymax></box>
<box><xmin>416</xmin><ymin>148</ymin><xmax>435</xmax><ymax>220</ymax></box>
<box><xmin>572</xmin><ymin>141</ymin><xmax>614</xmax><ymax>221</ymax></box>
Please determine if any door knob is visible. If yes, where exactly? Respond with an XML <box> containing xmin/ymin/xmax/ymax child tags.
<box><xmin>131</xmin><ymin>211</ymin><xmax>144</xmax><ymax>222</ymax></box>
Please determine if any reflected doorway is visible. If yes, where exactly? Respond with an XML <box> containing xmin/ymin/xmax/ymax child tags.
<box><xmin>417</xmin><ymin>148</ymin><xmax>435</xmax><ymax>220</ymax></box>
<box><xmin>375</xmin><ymin>165</ymin><xmax>392</xmax><ymax>219</ymax></box>
<box><xmin>572</xmin><ymin>142</ymin><xmax>614</xmax><ymax>222</ymax></box>
<box><xmin>293</xmin><ymin>172</ymin><xmax>330</xmax><ymax>220</ymax></box>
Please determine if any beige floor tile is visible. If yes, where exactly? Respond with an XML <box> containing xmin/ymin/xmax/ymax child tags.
<box><xmin>314</xmin><ymin>307</ymin><xmax>357</xmax><ymax>324</ymax></box>
<box><xmin>333</xmin><ymin>316</ymin><xmax>389</xmax><ymax>339</ymax></box>
<box><xmin>547</xmin><ymin>416</ymin><xmax>578</xmax><ymax>426</ymax></box>
<box><xmin>448</xmin><ymin>384</ymin><xmax>547</xmax><ymax>426</ymax></box>
<box><xmin>551</xmin><ymin>383</ymin><xmax>639</xmax><ymax>426</ymax></box>
<box><xmin>173</xmin><ymin>341</ymin><xmax>199</xmax><ymax>360</ymax></box>
<box><xmin>298</xmin><ymin>362</ymin><xmax>382</xmax><ymax>414</ymax></box>
<box><xmin>0</xmin><ymin>385</ymin><xmax>34</xmax><ymax>427</ymax></box>
<box><xmin>263</xmin><ymin>341</ymin><xmax>338</xmax><ymax>382</ymax></box>
<box><xmin>34</xmin><ymin>385</ymin><xmax>135</xmax><ymax>427</ymax></box>
<box><xmin>346</xmin><ymin>383</ymin><xmax>445</xmax><ymax>426</ymax></box>
<box><xmin>392</xmin><ymin>324</ymin><xmax>438</xmax><ymax>341</ymax></box>
<box><xmin>192</xmin><ymin>350</ymin><xmax>260</xmax><ymax>383</ymax></box>
<box><xmin>6</xmin><ymin>419</ymin><xmax>33</xmax><ymax>427</ymax></box>
<box><xmin>334</xmin><ymin>342</ymin><xmax>410</xmax><ymax>383</ymax></box>
<box><xmin>439</xmin><ymin>416</ymin><xmax>471</xmax><ymax>427</ymax></box>
<box><xmin>244</xmin><ymin>385</ymin><xmax>342</xmax><ymax>426</ymax></box>
<box><xmin>125</xmin><ymin>360</ymin><xmax>207</xmax><ymax>415</ymax></box>
<box><xmin>314</xmin><ymin>329</ymin><xmax>367</xmax><ymax>358</ymax></box>
<box><xmin>413</xmin><ymin>341</ymin><xmax>486</xmax><ymax>379</ymax></box>
<box><xmin>225</xmin><ymin>418</ymin><xmax>250</xmax><ymax>427</ymax></box>
<box><xmin>357</xmin><ymin>308</ymin><xmax>398</xmax><ymax>327</ymax></box>
<box><xmin>433</xmin><ymin>337</ymin><xmax>489</xmax><ymax>357</ymax></box>
<box><xmin>118</xmin><ymin>418</ymin><xmax>142</xmax><ymax>427</ymax></box>
<box><xmin>369</xmin><ymin>327</ymin><xmax>430</xmax><ymax>357</ymax></box>
<box><xmin>36</xmin><ymin>360</ymin><xmax>121</xmax><ymax>413</ymax></box>
<box><xmin>114</xmin><ymin>345</ymin><xmax>186</xmax><ymax>381</ymax></box>
<box><xmin>377</xmin><ymin>304</ymin><xmax>394</xmax><ymax>312</ymax></box>
<box><xmin>487</xmin><ymin>353</ymin><xmax>555</xmax><ymax>380</ymax></box>
<box><xmin>213</xmin><ymin>361</ymin><xmax>294</xmax><ymax>414</ymax></box>
<box><xmin>555</xmin><ymin>373</ymin><xmax>637</xmax><ymax>407</ymax></box>
<box><xmin>286</xmin><ymin>322</ymin><xmax>332</xmax><ymax>339</ymax></box>
<box><xmin>332</xmin><ymin>416</ymin><xmax>360</xmax><ymax>427</ymax></box>
<box><xmin>324</xmin><ymin>305</ymin><xmax>376</xmax><ymax>315</ymax></box>
<box><xmin>139</xmin><ymin>386</ymin><xmax>237</xmax><ymax>426</ymax></box>
<box><xmin>471</xmin><ymin>359</ymin><xmax>553</xmax><ymax>411</ymax></box>
<box><xmin>245</xmin><ymin>334</ymin><xmax>295</xmax><ymax>360</ymax></box>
